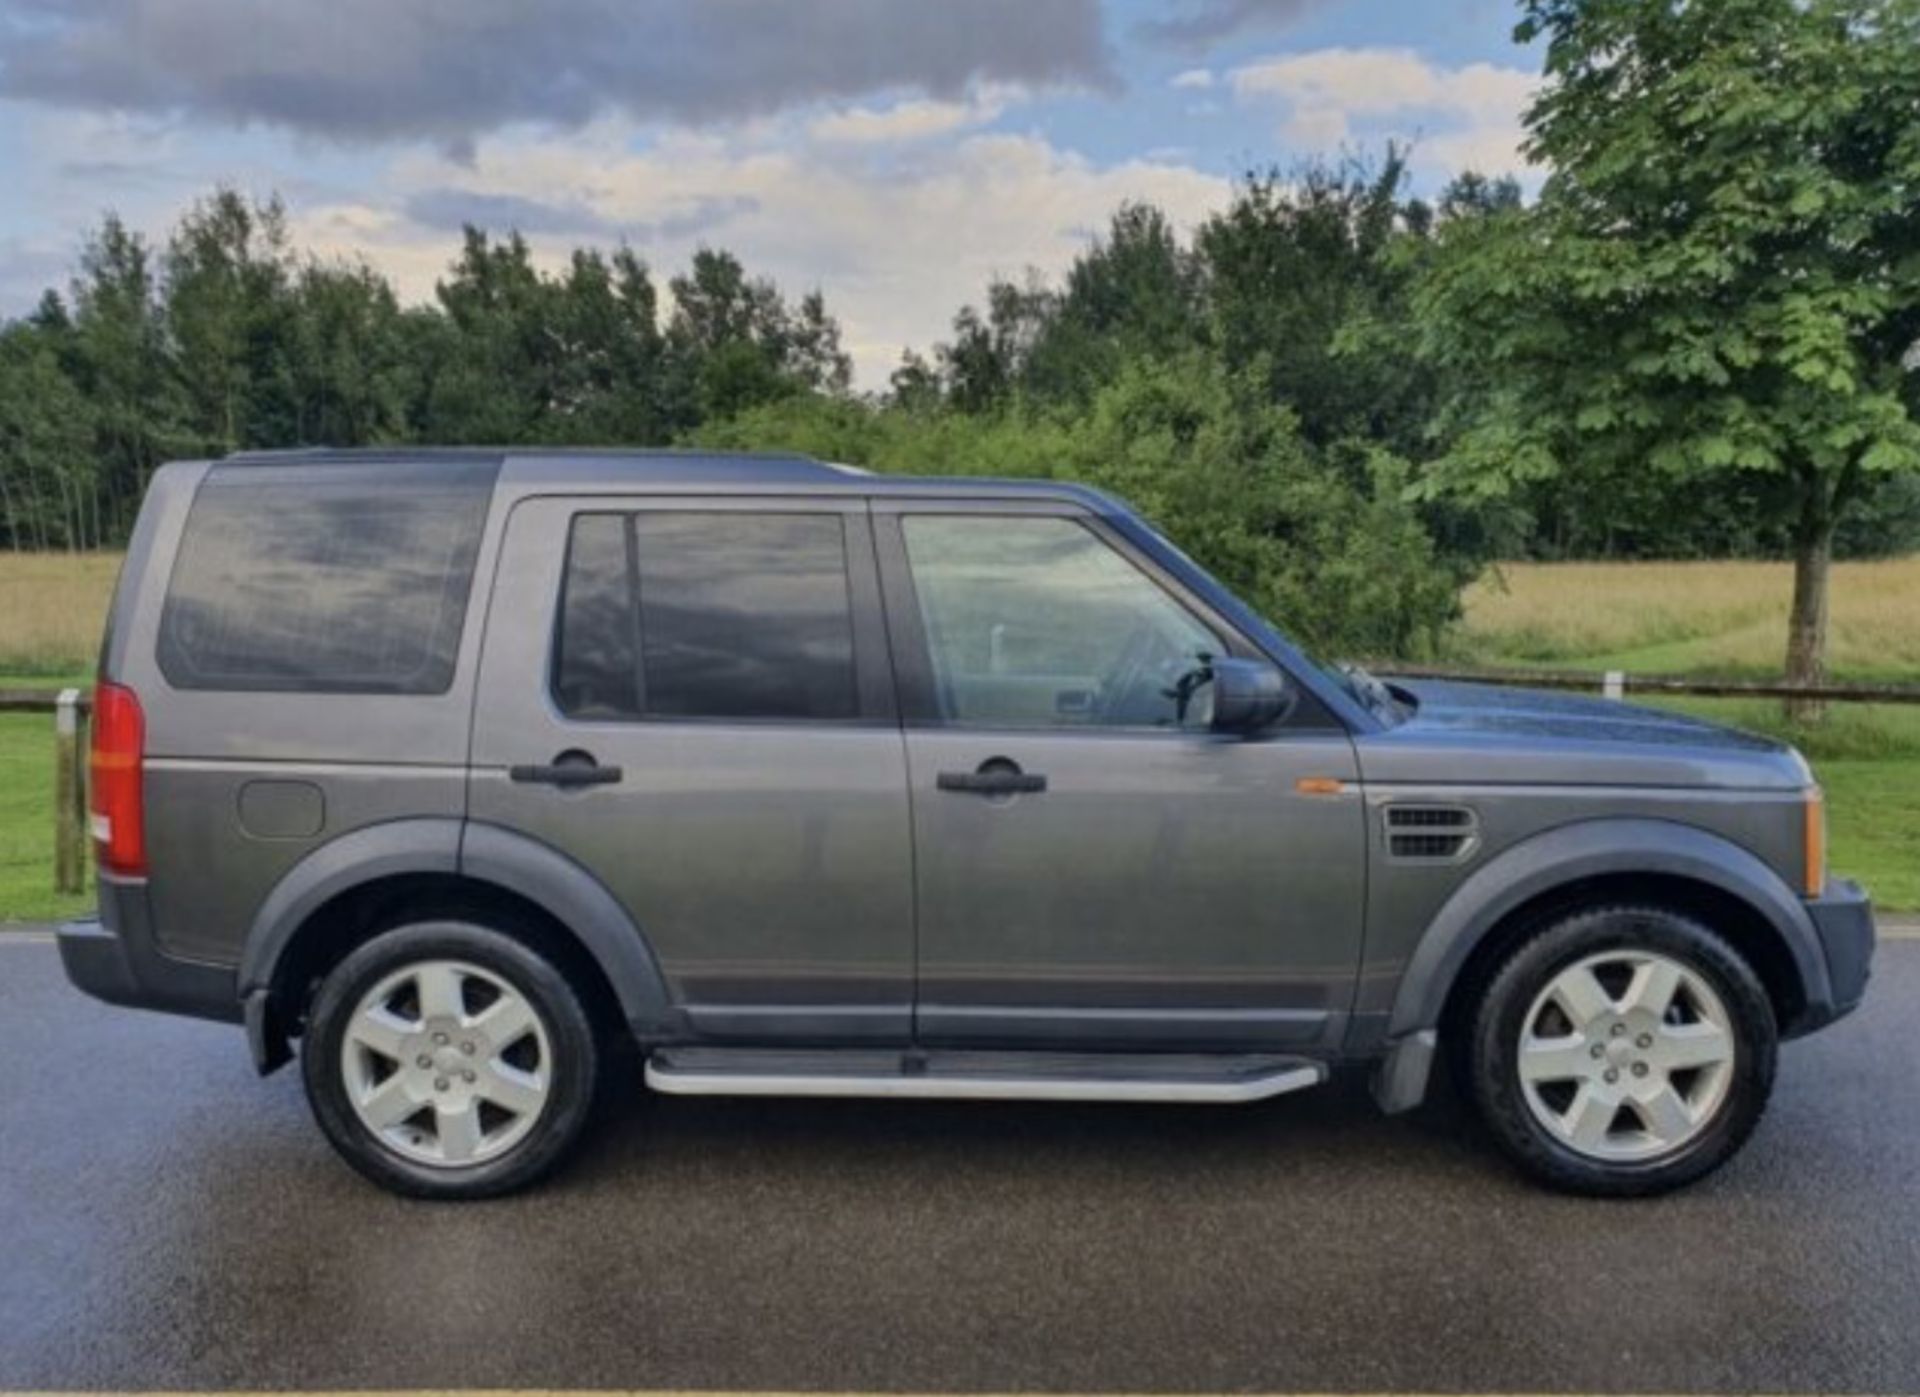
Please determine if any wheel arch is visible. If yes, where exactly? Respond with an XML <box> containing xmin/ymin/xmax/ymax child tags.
<box><xmin>238</xmin><ymin>818</ymin><xmax>678</xmax><ymax>1072</ymax></box>
<box><xmin>1372</xmin><ymin>818</ymin><xmax>1832</xmax><ymax>1114</ymax></box>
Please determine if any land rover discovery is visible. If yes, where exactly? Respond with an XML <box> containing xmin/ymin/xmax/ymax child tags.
<box><xmin>59</xmin><ymin>448</ymin><xmax>1875</xmax><ymax>1199</ymax></box>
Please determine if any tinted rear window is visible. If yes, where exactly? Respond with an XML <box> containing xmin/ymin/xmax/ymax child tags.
<box><xmin>554</xmin><ymin>511</ymin><xmax>858</xmax><ymax>721</ymax></box>
<box><xmin>157</xmin><ymin>461</ymin><xmax>493</xmax><ymax>694</ymax></box>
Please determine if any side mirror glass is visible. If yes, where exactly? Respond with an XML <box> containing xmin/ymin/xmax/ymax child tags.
<box><xmin>1209</xmin><ymin>657</ymin><xmax>1292</xmax><ymax>733</ymax></box>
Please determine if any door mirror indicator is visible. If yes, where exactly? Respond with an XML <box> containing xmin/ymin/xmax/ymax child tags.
<box><xmin>1209</xmin><ymin>658</ymin><xmax>1293</xmax><ymax>734</ymax></box>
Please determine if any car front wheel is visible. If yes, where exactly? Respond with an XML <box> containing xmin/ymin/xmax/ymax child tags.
<box><xmin>1469</xmin><ymin>904</ymin><xmax>1776</xmax><ymax>1196</ymax></box>
<box><xmin>302</xmin><ymin>920</ymin><xmax>600</xmax><ymax>1199</ymax></box>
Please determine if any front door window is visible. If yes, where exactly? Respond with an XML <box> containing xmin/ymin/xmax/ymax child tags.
<box><xmin>901</xmin><ymin>515</ymin><xmax>1222</xmax><ymax>730</ymax></box>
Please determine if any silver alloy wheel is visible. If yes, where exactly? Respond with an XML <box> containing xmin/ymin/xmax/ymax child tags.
<box><xmin>339</xmin><ymin>958</ymin><xmax>554</xmax><ymax>1168</ymax></box>
<box><xmin>1517</xmin><ymin>950</ymin><xmax>1737</xmax><ymax>1163</ymax></box>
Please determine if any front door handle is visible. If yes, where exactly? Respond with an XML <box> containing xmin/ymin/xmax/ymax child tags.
<box><xmin>937</xmin><ymin>760</ymin><xmax>1047</xmax><ymax>796</ymax></box>
<box><xmin>510</xmin><ymin>750</ymin><xmax>623</xmax><ymax>787</ymax></box>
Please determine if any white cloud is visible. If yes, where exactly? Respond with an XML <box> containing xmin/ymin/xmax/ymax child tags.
<box><xmin>808</xmin><ymin>85</ymin><xmax>1020</xmax><ymax>145</ymax></box>
<box><xmin>1170</xmin><ymin>68</ymin><xmax>1215</xmax><ymax>90</ymax></box>
<box><xmin>291</xmin><ymin>124</ymin><xmax>1232</xmax><ymax>389</ymax></box>
<box><xmin>1229</xmin><ymin>47</ymin><xmax>1537</xmax><ymax>178</ymax></box>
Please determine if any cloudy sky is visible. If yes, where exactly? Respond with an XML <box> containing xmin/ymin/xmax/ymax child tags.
<box><xmin>0</xmin><ymin>0</ymin><xmax>1541</xmax><ymax>385</ymax></box>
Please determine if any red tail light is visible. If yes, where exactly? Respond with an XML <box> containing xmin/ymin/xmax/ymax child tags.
<box><xmin>89</xmin><ymin>681</ymin><xmax>147</xmax><ymax>877</ymax></box>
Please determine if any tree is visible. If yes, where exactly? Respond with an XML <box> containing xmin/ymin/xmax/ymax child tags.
<box><xmin>422</xmin><ymin>227</ymin><xmax>557</xmax><ymax>442</ymax></box>
<box><xmin>0</xmin><ymin>322</ymin><xmax>96</xmax><ymax>549</ymax></box>
<box><xmin>68</xmin><ymin>214</ymin><xmax>179</xmax><ymax>539</ymax></box>
<box><xmin>887</xmin><ymin>349</ymin><xmax>943</xmax><ymax>413</ymax></box>
<box><xmin>694</xmin><ymin>352</ymin><xmax>1463</xmax><ymax>659</ymax></box>
<box><xmin>786</xmin><ymin>289</ymin><xmax>853</xmax><ymax>395</ymax></box>
<box><xmin>1017</xmin><ymin>202</ymin><xmax>1202</xmax><ymax>403</ymax></box>
<box><xmin>1414</xmin><ymin>0</ymin><xmax>1920</xmax><ymax>715</ymax></box>
<box><xmin>668</xmin><ymin>248</ymin><xmax>851</xmax><ymax>417</ymax></box>
<box><xmin>284</xmin><ymin>257</ymin><xmax>413</xmax><ymax>445</ymax></box>
<box><xmin>162</xmin><ymin>190</ymin><xmax>297</xmax><ymax>453</ymax></box>
<box><xmin>1197</xmin><ymin>152</ymin><xmax>1433</xmax><ymax>453</ymax></box>
<box><xmin>936</xmin><ymin>273</ymin><xmax>1055</xmax><ymax>412</ymax></box>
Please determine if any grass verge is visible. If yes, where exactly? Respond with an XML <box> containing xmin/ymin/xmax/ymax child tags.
<box><xmin>0</xmin><ymin>712</ymin><xmax>94</xmax><ymax>924</ymax></box>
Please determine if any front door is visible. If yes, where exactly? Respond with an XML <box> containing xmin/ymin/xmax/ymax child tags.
<box><xmin>876</xmin><ymin>504</ymin><xmax>1366</xmax><ymax>1052</ymax></box>
<box><xmin>470</xmin><ymin>495</ymin><xmax>914</xmax><ymax>1043</ymax></box>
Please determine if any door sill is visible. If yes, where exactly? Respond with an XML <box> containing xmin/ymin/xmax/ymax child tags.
<box><xmin>644</xmin><ymin>1047</ymin><xmax>1327</xmax><ymax>1104</ymax></box>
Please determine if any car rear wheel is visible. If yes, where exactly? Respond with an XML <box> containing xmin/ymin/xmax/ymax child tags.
<box><xmin>302</xmin><ymin>920</ymin><xmax>600</xmax><ymax>1199</ymax></box>
<box><xmin>1469</xmin><ymin>905</ymin><xmax>1776</xmax><ymax>1196</ymax></box>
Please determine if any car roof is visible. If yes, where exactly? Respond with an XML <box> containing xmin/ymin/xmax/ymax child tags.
<box><xmin>215</xmin><ymin>445</ymin><xmax>1119</xmax><ymax>509</ymax></box>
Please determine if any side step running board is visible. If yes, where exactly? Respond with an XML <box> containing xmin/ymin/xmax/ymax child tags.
<box><xmin>644</xmin><ymin>1047</ymin><xmax>1327</xmax><ymax>1104</ymax></box>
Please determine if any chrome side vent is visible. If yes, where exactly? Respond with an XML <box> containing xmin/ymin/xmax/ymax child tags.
<box><xmin>1383</xmin><ymin>804</ymin><xmax>1480</xmax><ymax>863</ymax></box>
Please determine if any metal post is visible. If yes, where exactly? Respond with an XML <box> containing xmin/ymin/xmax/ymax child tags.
<box><xmin>53</xmin><ymin>687</ymin><xmax>83</xmax><ymax>895</ymax></box>
<box><xmin>1603</xmin><ymin>670</ymin><xmax>1626</xmax><ymax>702</ymax></box>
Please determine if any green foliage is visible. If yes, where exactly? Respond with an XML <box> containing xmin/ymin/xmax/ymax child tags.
<box><xmin>0</xmin><ymin>204</ymin><xmax>858</xmax><ymax>549</ymax></box>
<box><xmin>697</xmin><ymin>353</ymin><xmax>1462</xmax><ymax>658</ymax></box>
<box><xmin>1414</xmin><ymin>0</ymin><xmax>1920</xmax><ymax>692</ymax></box>
<box><xmin>0</xmin><ymin>323</ymin><xmax>96</xmax><ymax>551</ymax></box>
<box><xmin>1417</xmin><ymin>0</ymin><xmax>1920</xmax><ymax>510</ymax></box>
<box><xmin>1197</xmin><ymin>151</ymin><xmax>1435</xmax><ymax>452</ymax></box>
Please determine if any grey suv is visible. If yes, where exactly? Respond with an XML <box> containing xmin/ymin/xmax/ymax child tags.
<box><xmin>60</xmin><ymin>448</ymin><xmax>1875</xmax><ymax>1199</ymax></box>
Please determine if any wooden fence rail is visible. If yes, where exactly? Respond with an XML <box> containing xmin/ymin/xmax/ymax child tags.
<box><xmin>9</xmin><ymin>665</ymin><xmax>1920</xmax><ymax>898</ymax></box>
<box><xmin>1</xmin><ymin>689</ymin><xmax>92</xmax><ymax>713</ymax></box>
<box><xmin>1376</xmin><ymin>665</ymin><xmax>1920</xmax><ymax>705</ymax></box>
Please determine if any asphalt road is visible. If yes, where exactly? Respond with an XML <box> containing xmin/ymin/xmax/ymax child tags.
<box><xmin>3</xmin><ymin>930</ymin><xmax>1919</xmax><ymax>1394</ymax></box>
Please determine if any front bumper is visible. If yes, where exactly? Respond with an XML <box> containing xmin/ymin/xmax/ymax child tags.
<box><xmin>1804</xmin><ymin>876</ymin><xmax>1874</xmax><ymax>1027</ymax></box>
<box><xmin>57</xmin><ymin>872</ymin><xmax>239</xmax><ymax>1025</ymax></box>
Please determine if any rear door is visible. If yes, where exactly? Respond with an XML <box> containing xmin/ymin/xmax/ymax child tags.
<box><xmin>469</xmin><ymin>495</ymin><xmax>915</xmax><ymax>1042</ymax></box>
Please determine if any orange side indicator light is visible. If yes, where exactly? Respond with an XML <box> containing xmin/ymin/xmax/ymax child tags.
<box><xmin>1296</xmin><ymin>776</ymin><xmax>1345</xmax><ymax>797</ymax></box>
<box><xmin>1804</xmin><ymin>786</ymin><xmax>1827</xmax><ymax>898</ymax></box>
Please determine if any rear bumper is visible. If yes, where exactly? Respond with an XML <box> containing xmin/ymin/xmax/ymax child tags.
<box><xmin>57</xmin><ymin>873</ymin><xmax>239</xmax><ymax>1025</ymax></box>
<box><xmin>1801</xmin><ymin>876</ymin><xmax>1874</xmax><ymax>1030</ymax></box>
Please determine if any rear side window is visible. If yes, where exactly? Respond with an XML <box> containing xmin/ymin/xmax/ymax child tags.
<box><xmin>157</xmin><ymin>462</ymin><xmax>493</xmax><ymax>694</ymax></box>
<box><xmin>554</xmin><ymin>511</ymin><xmax>857</xmax><ymax>722</ymax></box>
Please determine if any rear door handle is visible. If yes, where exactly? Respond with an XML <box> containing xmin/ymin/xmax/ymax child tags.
<box><xmin>510</xmin><ymin>751</ymin><xmax>623</xmax><ymax>787</ymax></box>
<box><xmin>937</xmin><ymin>763</ymin><xmax>1047</xmax><ymax>795</ymax></box>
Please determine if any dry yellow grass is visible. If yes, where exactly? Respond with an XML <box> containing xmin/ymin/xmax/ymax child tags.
<box><xmin>1461</xmin><ymin>555</ymin><xmax>1920</xmax><ymax>681</ymax></box>
<box><xmin>0</xmin><ymin>551</ymin><xmax>122</xmax><ymax>677</ymax></box>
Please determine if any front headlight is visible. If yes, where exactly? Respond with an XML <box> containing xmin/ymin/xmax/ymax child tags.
<box><xmin>1803</xmin><ymin>785</ymin><xmax>1827</xmax><ymax>898</ymax></box>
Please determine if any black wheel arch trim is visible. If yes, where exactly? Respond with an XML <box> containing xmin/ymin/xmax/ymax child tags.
<box><xmin>1369</xmin><ymin>817</ymin><xmax>1830</xmax><ymax>1114</ymax></box>
<box><xmin>237</xmin><ymin>817</ymin><xmax>678</xmax><ymax>1072</ymax></box>
<box><xmin>456</xmin><ymin>819</ymin><xmax>678</xmax><ymax>1035</ymax></box>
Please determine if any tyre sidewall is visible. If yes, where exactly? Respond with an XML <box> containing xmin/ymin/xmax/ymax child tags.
<box><xmin>1471</xmin><ymin>906</ymin><xmax>1777</xmax><ymax>1196</ymax></box>
<box><xmin>302</xmin><ymin>920</ymin><xmax>599</xmax><ymax>1200</ymax></box>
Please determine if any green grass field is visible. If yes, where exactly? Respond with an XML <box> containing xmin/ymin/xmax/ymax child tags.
<box><xmin>1456</xmin><ymin>557</ymin><xmax>1920</xmax><ymax>910</ymax></box>
<box><xmin>0</xmin><ymin>552</ymin><xmax>1913</xmax><ymax>918</ymax></box>
<box><xmin>0</xmin><ymin>713</ymin><xmax>93</xmax><ymax>924</ymax></box>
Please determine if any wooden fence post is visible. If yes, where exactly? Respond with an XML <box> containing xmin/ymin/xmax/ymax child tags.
<box><xmin>53</xmin><ymin>687</ymin><xmax>84</xmax><ymax>895</ymax></box>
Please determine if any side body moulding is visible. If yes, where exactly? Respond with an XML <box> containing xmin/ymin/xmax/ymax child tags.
<box><xmin>1368</xmin><ymin>817</ymin><xmax>1834</xmax><ymax>1115</ymax></box>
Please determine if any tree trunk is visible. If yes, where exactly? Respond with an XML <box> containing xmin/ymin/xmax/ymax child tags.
<box><xmin>1784</xmin><ymin>519</ymin><xmax>1833</xmax><ymax>724</ymax></box>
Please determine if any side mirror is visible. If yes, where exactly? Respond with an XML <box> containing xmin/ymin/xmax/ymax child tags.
<box><xmin>1209</xmin><ymin>657</ymin><xmax>1292</xmax><ymax>733</ymax></box>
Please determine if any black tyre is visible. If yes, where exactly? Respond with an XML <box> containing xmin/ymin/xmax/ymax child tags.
<box><xmin>302</xmin><ymin>920</ymin><xmax>600</xmax><ymax>1200</ymax></box>
<box><xmin>1469</xmin><ymin>904</ymin><xmax>1776</xmax><ymax>1196</ymax></box>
